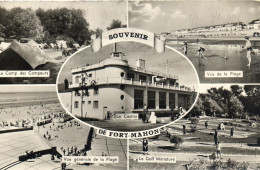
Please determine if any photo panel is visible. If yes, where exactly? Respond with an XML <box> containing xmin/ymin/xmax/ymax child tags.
<box><xmin>129</xmin><ymin>84</ymin><xmax>260</xmax><ymax>170</ymax></box>
<box><xmin>129</xmin><ymin>1</ymin><xmax>260</xmax><ymax>83</ymax></box>
<box><xmin>57</xmin><ymin>38</ymin><xmax>199</xmax><ymax>132</ymax></box>
<box><xmin>0</xmin><ymin>85</ymin><xmax>127</xmax><ymax>169</ymax></box>
<box><xmin>0</xmin><ymin>1</ymin><xmax>127</xmax><ymax>84</ymax></box>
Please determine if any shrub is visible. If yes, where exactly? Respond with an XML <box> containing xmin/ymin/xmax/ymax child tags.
<box><xmin>169</xmin><ymin>135</ymin><xmax>184</xmax><ymax>149</ymax></box>
<box><xmin>226</xmin><ymin>158</ymin><xmax>238</xmax><ymax>169</ymax></box>
<box><xmin>209</xmin><ymin>160</ymin><xmax>225</xmax><ymax>170</ymax></box>
<box><xmin>190</xmin><ymin>125</ymin><xmax>197</xmax><ymax>133</ymax></box>
<box><xmin>238</xmin><ymin>162</ymin><xmax>250</xmax><ymax>170</ymax></box>
<box><xmin>190</xmin><ymin>117</ymin><xmax>199</xmax><ymax>124</ymax></box>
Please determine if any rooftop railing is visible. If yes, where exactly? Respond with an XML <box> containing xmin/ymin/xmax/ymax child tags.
<box><xmin>69</xmin><ymin>77</ymin><xmax>193</xmax><ymax>92</ymax></box>
<box><xmin>70</xmin><ymin>62</ymin><xmax>178</xmax><ymax>80</ymax></box>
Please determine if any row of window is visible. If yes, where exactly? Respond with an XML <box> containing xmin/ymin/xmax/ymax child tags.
<box><xmin>134</xmin><ymin>89</ymin><xmax>176</xmax><ymax>109</ymax></box>
<box><xmin>74</xmin><ymin>101</ymin><xmax>99</xmax><ymax>109</ymax></box>
<box><xmin>74</xmin><ymin>88</ymin><xmax>99</xmax><ymax>96</ymax></box>
<box><xmin>74</xmin><ymin>74</ymin><xmax>92</xmax><ymax>84</ymax></box>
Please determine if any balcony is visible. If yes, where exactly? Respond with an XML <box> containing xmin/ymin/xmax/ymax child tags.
<box><xmin>69</xmin><ymin>77</ymin><xmax>194</xmax><ymax>93</ymax></box>
<box><xmin>128</xmin><ymin>65</ymin><xmax>178</xmax><ymax>79</ymax></box>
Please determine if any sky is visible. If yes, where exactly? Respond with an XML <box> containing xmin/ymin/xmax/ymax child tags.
<box><xmin>129</xmin><ymin>1</ymin><xmax>260</xmax><ymax>34</ymax></box>
<box><xmin>58</xmin><ymin>42</ymin><xmax>199</xmax><ymax>90</ymax></box>
<box><xmin>0</xmin><ymin>1</ymin><xmax>127</xmax><ymax>31</ymax></box>
<box><xmin>0</xmin><ymin>85</ymin><xmax>55</xmax><ymax>92</ymax></box>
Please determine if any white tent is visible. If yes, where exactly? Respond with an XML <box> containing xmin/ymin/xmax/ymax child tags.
<box><xmin>57</xmin><ymin>40</ymin><xmax>67</xmax><ymax>49</ymax></box>
<box><xmin>0</xmin><ymin>42</ymin><xmax>11</xmax><ymax>51</ymax></box>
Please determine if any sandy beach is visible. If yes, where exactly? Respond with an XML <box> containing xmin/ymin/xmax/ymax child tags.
<box><xmin>0</xmin><ymin>92</ymin><xmax>64</xmax><ymax>129</ymax></box>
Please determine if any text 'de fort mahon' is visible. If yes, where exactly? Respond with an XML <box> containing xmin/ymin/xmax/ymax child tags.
<box><xmin>97</xmin><ymin>128</ymin><xmax>162</xmax><ymax>139</ymax></box>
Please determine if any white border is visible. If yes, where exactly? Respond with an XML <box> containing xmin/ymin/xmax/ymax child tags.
<box><xmin>55</xmin><ymin>38</ymin><xmax>200</xmax><ymax>139</ymax></box>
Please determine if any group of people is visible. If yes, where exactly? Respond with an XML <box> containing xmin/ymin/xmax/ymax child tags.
<box><xmin>182</xmin><ymin>42</ymin><xmax>207</xmax><ymax>66</ymax></box>
<box><xmin>61</xmin><ymin>145</ymin><xmax>86</xmax><ymax>156</ymax></box>
<box><xmin>181</xmin><ymin>36</ymin><xmax>254</xmax><ymax>68</ymax></box>
<box><xmin>213</xmin><ymin>123</ymin><xmax>235</xmax><ymax>159</ymax></box>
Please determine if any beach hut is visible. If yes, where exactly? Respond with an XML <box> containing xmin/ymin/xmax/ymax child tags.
<box><xmin>0</xmin><ymin>40</ymin><xmax>52</xmax><ymax>70</ymax></box>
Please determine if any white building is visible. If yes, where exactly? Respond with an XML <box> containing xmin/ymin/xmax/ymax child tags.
<box><xmin>248</xmin><ymin>19</ymin><xmax>260</xmax><ymax>30</ymax></box>
<box><xmin>67</xmin><ymin>49</ymin><xmax>196</xmax><ymax>120</ymax></box>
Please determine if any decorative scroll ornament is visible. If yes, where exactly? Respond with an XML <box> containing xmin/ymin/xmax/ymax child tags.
<box><xmin>91</xmin><ymin>28</ymin><xmax>166</xmax><ymax>53</ymax></box>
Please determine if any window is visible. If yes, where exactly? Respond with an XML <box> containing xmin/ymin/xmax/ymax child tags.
<box><xmin>120</xmin><ymin>84</ymin><xmax>125</xmax><ymax>90</ymax></box>
<box><xmin>75</xmin><ymin>90</ymin><xmax>80</xmax><ymax>96</ymax></box>
<box><xmin>88</xmin><ymin>73</ymin><xmax>92</xmax><ymax>77</ymax></box>
<box><xmin>127</xmin><ymin>72</ymin><xmax>135</xmax><ymax>80</ymax></box>
<box><xmin>120</xmin><ymin>95</ymin><xmax>125</xmax><ymax>100</ymax></box>
<box><xmin>75</xmin><ymin>76</ymin><xmax>79</xmax><ymax>84</ymax></box>
<box><xmin>169</xmin><ymin>93</ymin><xmax>175</xmax><ymax>109</ymax></box>
<box><xmin>148</xmin><ymin>91</ymin><xmax>156</xmax><ymax>109</ymax></box>
<box><xmin>120</xmin><ymin>72</ymin><xmax>125</xmax><ymax>78</ymax></box>
<box><xmin>94</xmin><ymin>87</ymin><xmax>99</xmax><ymax>95</ymax></box>
<box><xmin>169</xmin><ymin>80</ymin><xmax>175</xmax><ymax>86</ymax></box>
<box><xmin>114</xmin><ymin>52</ymin><xmax>120</xmax><ymax>57</ymax></box>
<box><xmin>74</xmin><ymin>101</ymin><xmax>79</xmax><ymax>109</ymax></box>
<box><xmin>159</xmin><ymin>92</ymin><xmax>166</xmax><ymax>109</ymax></box>
<box><xmin>88</xmin><ymin>101</ymin><xmax>91</xmax><ymax>104</ymax></box>
<box><xmin>93</xmin><ymin>101</ymin><xmax>98</xmax><ymax>109</ymax></box>
<box><xmin>82</xmin><ymin>101</ymin><xmax>85</xmax><ymax>105</ymax></box>
<box><xmin>134</xmin><ymin>89</ymin><xmax>144</xmax><ymax>109</ymax></box>
<box><xmin>139</xmin><ymin>75</ymin><xmax>146</xmax><ymax>82</ymax></box>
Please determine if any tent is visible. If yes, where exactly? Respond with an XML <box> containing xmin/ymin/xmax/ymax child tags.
<box><xmin>0</xmin><ymin>42</ymin><xmax>11</xmax><ymax>51</ymax></box>
<box><xmin>56</xmin><ymin>40</ymin><xmax>67</xmax><ymax>49</ymax></box>
<box><xmin>0</xmin><ymin>40</ymin><xmax>53</xmax><ymax>70</ymax></box>
<box><xmin>73</xmin><ymin>43</ymin><xmax>80</xmax><ymax>49</ymax></box>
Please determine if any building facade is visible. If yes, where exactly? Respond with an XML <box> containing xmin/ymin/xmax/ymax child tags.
<box><xmin>68</xmin><ymin>50</ymin><xmax>195</xmax><ymax>120</ymax></box>
<box><xmin>171</xmin><ymin>21</ymin><xmax>249</xmax><ymax>37</ymax></box>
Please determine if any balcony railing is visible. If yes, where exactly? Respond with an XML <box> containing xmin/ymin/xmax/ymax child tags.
<box><xmin>69</xmin><ymin>77</ymin><xmax>194</xmax><ymax>92</ymax></box>
<box><xmin>128</xmin><ymin>65</ymin><xmax>178</xmax><ymax>79</ymax></box>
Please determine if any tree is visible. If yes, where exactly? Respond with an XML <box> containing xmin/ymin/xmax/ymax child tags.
<box><xmin>94</xmin><ymin>28</ymin><xmax>103</xmax><ymax>37</ymax></box>
<box><xmin>230</xmin><ymin>85</ymin><xmax>243</xmax><ymax>97</ymax></box>
<box><xmin>106</xmin><ymin>19</ymin><xmax>126</xmax><ymax>30</ymax></box>
<box><xmin>36</xmin><ymin>8</ymin><xmax>91</xmax><ymax>45</ymax></box>
<box><xmin>0</xmin><ymin>7</ymin><xmax>8</xmax><ymax>37</ymax></box>
<box><xmin>229</xmin><ymin>96</ymin><xmax>244</xmax><ymax>118</ymax></box>
<box><xmin>190</xmin><ymin>96</ymin><xmax>204</xmax><ymax>117</ymax></box>
<box><xmin>203</xmin><ymin>96</ymin><xmax>223</xmax><ymax>115</ymax></box>
<box><xmin>6</xmin><ymin>8</ymin><xmax>43</xmax><ymax>39</ymax></box>
<box><xmin>244</xmin><ymin>85</ymin><xmax>260</xmax><ymax>96</ymax></box>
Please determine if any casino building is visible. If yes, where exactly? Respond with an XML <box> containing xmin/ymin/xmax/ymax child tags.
<box><xmin>68</xmin><ymin>48</ymin><xmax>196</xmax><ymax>120</ymax></box>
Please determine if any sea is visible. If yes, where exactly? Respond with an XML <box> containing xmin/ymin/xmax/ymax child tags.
<box><xmin>0</xmin><ymin>92</ymin><xmax>58</xmax><ymax>108</ymax></box>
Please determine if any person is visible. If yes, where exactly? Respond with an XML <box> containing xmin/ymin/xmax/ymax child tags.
<box><xmin>205</xmin><ymin>121</ymin><xmax>208</xmax><ymax>129</ymax></box>
<box><xmin>143</xmin><ymin>138</ymin><xmax>148</xmax><ymax>154</ymax></box>
<box><xmin>214</xmin><ymin>129</ymin><xmax>218</xmax><ymax>145</ymax></box>
<box><xmin>230</xmin><ymin>127</ymin><xmax>234</xmax><ymax>137</ymax></box>
<box><xmin>183</xmin><ymin>42</ymin><xmax>188</xmax><ymax>55</ymax></box>
<box><xmin>242</xmin><ymin>36</ymin><xmax>252</xmax><ymax>69</ymax></box>
<box><xmin>196</xmin><ymin>47</ymin><xmax>207</xmax><ymax>66</ymax></box>
<box><xmin>183</xmin><ymin>124</ymin><xmax>186</xmax><ymax>135</ymax></box>
<box><xmin>216</xmin><ymin>141</ymin><xmax>222</xmax><ymax>159</ymax></box>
